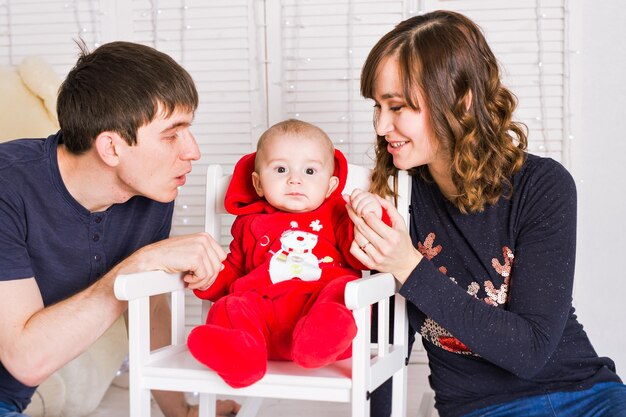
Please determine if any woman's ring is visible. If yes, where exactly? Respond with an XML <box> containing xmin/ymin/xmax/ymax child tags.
<box><xmin>360</xmin><ymin>242</ymin><xmax>371</xmax><ymax>251</ymax></box>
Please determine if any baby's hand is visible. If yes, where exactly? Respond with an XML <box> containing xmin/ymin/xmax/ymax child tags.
<box><xmin>344</xmin><ymin>189</ymin><xmax>383</xmax><ymax>219</ymax></box>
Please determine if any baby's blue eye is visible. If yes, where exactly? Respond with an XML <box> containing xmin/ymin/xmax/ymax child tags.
<box><xmin>305</xmin><ymin>168</ymin><xmax>315</xmax><ymax>175</ymax></box>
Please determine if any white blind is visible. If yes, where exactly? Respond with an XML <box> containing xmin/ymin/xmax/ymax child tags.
<box><xmin>0</xmin><ymin>0</ymin><xmax>100</xmax><ymax>73</ymax></box>
<box><xmin>267</xmin><ymin>0</ymin><xmax>412</xmax><ymax>166</ymax></box>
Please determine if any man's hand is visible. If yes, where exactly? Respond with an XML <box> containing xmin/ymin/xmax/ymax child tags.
<box><xmin>120</xmin><ymin>232</ymin><xmax>227</xmax><ymax>290</ymax></box>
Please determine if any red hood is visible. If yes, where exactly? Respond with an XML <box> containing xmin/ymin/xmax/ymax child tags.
<box><xmin>224</xmin><ymin>149</ymin><xmax>348</xmax><ymax>215</ymax></box>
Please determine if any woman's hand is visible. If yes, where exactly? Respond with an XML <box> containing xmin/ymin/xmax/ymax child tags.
<box><xmin>346</xmin><ymin>193</ymin><xmax>422</xmax><ymax>284</ymax></box>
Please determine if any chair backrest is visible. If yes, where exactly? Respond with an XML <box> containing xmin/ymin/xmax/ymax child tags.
<box><xmin>204</xmin><ymin>164</ymin><xmax>230</xmax><ymax>239</ymax></box>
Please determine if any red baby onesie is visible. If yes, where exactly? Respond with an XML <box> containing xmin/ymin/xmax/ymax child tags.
<box><xmin>188</xmin><ymin>149</ymin><xmax>367</xmax><ymax>388</ymax></box>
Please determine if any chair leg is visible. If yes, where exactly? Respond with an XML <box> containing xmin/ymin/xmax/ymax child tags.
<box><xmin>129</xmin><ymin>388</ymin><xmax>151</xmax><ymax>417</ymax></box>
<box><xmin>351</xmin><ymin>391</ymin><xmax>369</xmax><ymax>417</ymax></box>
<box><xmin>199</xmin><ymin>393</ymin><xmax>217</xmax><ymax>417</ymax></box>
<box><xmin>391</xmin><ymin>367</ymin><xmax>408</xmax><ymax>417</ymax></box>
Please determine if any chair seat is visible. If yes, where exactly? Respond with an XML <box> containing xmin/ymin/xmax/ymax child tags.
<box><xmin>141</xmin><ymin>347</ymin><xmax>354</xmax><ymax>402</ymax></box>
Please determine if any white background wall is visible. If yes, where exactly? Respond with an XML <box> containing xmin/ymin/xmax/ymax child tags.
<box><xmin>570</xmin><ymin>1</ymin><xmax>626</xmax><ymax>376</ymax></box>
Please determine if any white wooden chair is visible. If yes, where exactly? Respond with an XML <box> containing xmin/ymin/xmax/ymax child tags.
<box><xmin>114</xmin><ymin>163</ymin><xmax>411</xmax><ymax>417</ymax></box>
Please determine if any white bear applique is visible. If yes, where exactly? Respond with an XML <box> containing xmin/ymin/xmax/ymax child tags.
<box><xmin>269</xmin><ymin>229</ymin><xmax>322</xmax><ymax>284</ymax></box>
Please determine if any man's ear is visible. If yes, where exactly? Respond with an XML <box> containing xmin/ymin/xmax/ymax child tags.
<box><xmin>326</xmin><ymin>176</ymin><xmax>339</xmax><ymax>198</ymax></box>
<box><xmin>94</xmin><ymin>132</ymin><xmax>123</xmax><ymax>167</ymax></box>
<box><xmin>251</xmin><ymin>172</ymin><xmax>264</xmax><ymax>197</ymax></box>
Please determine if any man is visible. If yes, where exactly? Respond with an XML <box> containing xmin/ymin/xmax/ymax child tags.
<box><xmin>0</xmin><ymin>41</ymin><xmax>238</xmax><ymax>417</ymax></box>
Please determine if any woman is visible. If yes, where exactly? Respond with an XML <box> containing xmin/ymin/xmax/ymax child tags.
<box><xmin>347</xmin><ymin>10</ymin><xmax>626</xmax><ymax>417</ymax></box>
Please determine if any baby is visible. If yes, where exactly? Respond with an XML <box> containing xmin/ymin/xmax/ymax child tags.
<box><xmin>188</xmin><ymin>119</ymin><xmax>383</xmax><ymax>387</ymax></box>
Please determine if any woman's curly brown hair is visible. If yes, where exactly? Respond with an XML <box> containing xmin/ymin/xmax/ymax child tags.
<box><xmin>361</xmin><ymin>10</ymin><xmax>527</xmax><ymax>213</ymax></box>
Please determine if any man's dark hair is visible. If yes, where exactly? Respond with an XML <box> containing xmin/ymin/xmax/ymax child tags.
<box><xmin>57</xmin><ymin>40</ymin><xmax>199</xmax><ymax>154</ymax></box>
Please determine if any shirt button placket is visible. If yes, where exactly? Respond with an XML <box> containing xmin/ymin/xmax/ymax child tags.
<box><xmin>90</xmin><ymin>214</ymin><xmax>106</xmax><ymax>278</ymax></box>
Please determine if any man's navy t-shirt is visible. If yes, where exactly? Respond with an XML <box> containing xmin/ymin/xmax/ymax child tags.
<box><xmin>0</xmin><ymin>132</ymin><xmax>174</xmax><ymax>410</ymax></box>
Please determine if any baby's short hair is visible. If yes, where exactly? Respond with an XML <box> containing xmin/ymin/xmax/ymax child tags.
<box><xmin>255</xmin><ymin>119</ymin><xmax>334</xmax><ymax>171</ymax></box>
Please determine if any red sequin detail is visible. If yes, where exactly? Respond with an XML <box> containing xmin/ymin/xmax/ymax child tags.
<box><xmin>439</xmin><ymin>336</ymin><xmax>471</xmax><ymax>353</ymax></box>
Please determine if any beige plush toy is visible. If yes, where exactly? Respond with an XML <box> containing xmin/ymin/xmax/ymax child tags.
<box><xmin>0</xmin><ymin>57</ymin><xmax>60</xmax><ymax>142</ymax></box>
<box><xmin>0</xmin><ymin>58</ymin><xmax>129</xmax><ymax>417</ymax></box>
<box><xmin>23</xmin><ymin>318</ymin><xmax>128</xmax><ymax>417</ymax></box>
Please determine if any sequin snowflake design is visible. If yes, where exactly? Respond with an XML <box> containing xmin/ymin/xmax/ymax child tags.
<box><xmin>417</xmin><ymin>232</ymin><xmax>442</xmax><ymax>260</ymax></box>
<box><xmin>418</xmin><ymin>233</ymin><xmax>449</xmax><ymax>276</ymax></box>
<box><xmin>416</xmin><ymin>234</ymin><xmax>515</xmax><ymax>355</ymax></box>
<box><xmin>483</xmin><ymin>246</ymin><xmax>514</xmax><ymax>307</ymax></box>
<box><xmin>417</xmin><ymin>233</ymin><xmax>473</xmax><ymax>354</ymax></box>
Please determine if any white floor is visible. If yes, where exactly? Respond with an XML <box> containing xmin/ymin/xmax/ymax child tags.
<box><xmin>88</xmin><ymin>363</ymin><xmax>436</xmax><ymax>417</ymax></box>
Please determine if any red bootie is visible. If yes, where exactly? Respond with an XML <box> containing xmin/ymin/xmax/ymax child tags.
<box><xmin>187</xmin><ymin>324</ymin><xmax>267</xmax><ymax>388</ymax></box>
<box><xmin>291</xmin><ymin>302</ymin><xmax>357</xmax><ymax>368</ymax></box>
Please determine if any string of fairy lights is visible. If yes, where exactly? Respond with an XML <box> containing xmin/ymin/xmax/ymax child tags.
<box><xmin>180</xmin><ymin>0</ymin><xmax>188</xmax><ymax>63</ymax></box>
<box><xmin>345</xmin><ymin>0</ymin><xmax>355</xmax><ymax>151</ymax></box>
<box><xmin>147</xmin><ymin>0</ymin><xmax>189</xmax><ymax>64</ymax></box>
<box><xmin>535</xmin><ymin>0</ymin><xmax>548</xmax><ymax>154</ymax></box>
<box><xmin>562</xmin><ymin>0</ymin><xmax>574</xmax><ymax>167</ymax></box>
<box><xmin>146</xmin><ymin>1</ymin><xmax>191</xmax><ymax>228</ymax></box>
<box><xmin>68</xmin><ymin>0</ymin><xmax>100</xmax><ymax>49</ymax></box>
<box><xmin>148</xmin><ymin>0</ymin><xmax>163</xmax><ymax>50</ymax></box>
<box><xmin>533</xmin><ymin>0</ymin><xmax>575</xmax><ymax>164</ymax></box>
<box><xmin>283</xmin><ymin>2</ymin><xmax>302</xmax><ymax>122</ymax></box>
<box><xmin>2</xmin><ymin>0</ymin><xmax>12</xmax><ymax>65</ymax></box>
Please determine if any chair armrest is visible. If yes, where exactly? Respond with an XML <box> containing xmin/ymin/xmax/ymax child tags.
<box><xmin>114</xmin><ymin>271</ymin><xmax>185</xmax><ymax>301</ymax></box>
<box><xmin>344</xmin><ymin>272</ymin><xmax>398</xmax><ymax>310</ymax></box>
<box><xmin>116</xmin><ymin>270</ymin><xmax>397</xmax><ymax>306</ymax></box>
